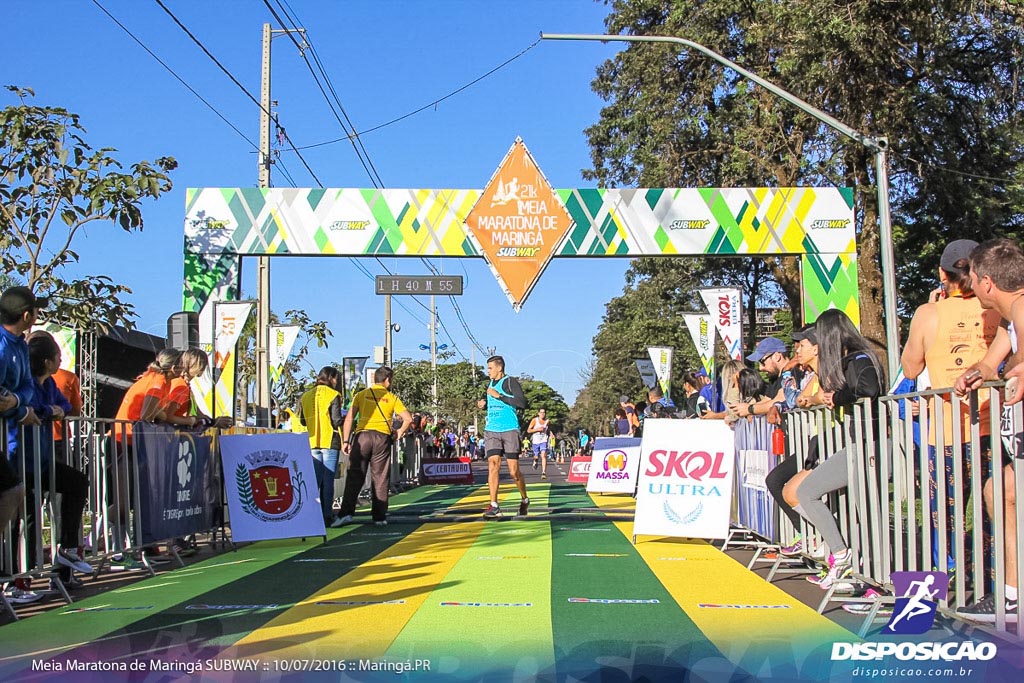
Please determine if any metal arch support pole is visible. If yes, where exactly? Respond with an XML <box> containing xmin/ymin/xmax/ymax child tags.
<box><xmin>540</xmin><ymin>32</ymin><xmax>901</xmax><ymax>379</ymax></box>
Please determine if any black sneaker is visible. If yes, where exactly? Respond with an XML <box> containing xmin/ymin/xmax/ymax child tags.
<box><xmin>482</xmin><ymin>505</ymin><xmax>502</xmax><ymax>519</ymax></box>
<box><xmin>518</xmin><ymin>499</ymin><xmax>529</xmax><ymax>517</ymax></box>
<box><xmin>955</xmin><ymin>593</ymin><xmax>1018</xmax><ymax>623</ymax></box>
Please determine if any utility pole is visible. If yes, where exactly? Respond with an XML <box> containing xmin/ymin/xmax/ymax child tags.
<box><xmin>384</xmin><ymin>294</ymin><xmax>392</xmax><ymax>367</ymax></box>
<box><xmin>430</xmin><ymin>295</ymin><xmax>438</xmax><ymax>421</ymax></box>
<box><xmin>471</xmin><ymin>345</ymin><xmax>477</xmax><ymax>435</ymax></box>
<box><xmin>255</xmin><ymin>23</ymin><xmax>272</xmax><ymax>428</ymax></box>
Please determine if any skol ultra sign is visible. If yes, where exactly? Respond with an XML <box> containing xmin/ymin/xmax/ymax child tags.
<box><xmin>465</xmin><ymin>137</ymin><xmax>573</xmax><ymax>310</ymax></box>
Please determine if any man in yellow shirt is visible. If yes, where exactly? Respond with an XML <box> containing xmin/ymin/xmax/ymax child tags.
<box><xmin>333</xmin><ymin>366</ymin><xmax>412</xmax><ymax>527</ymax></box>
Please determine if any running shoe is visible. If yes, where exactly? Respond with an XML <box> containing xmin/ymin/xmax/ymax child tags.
<box><xmin>779</xmin><ymin>538</ymin><xmax>803</xmax><ymax>557</ymax></box>
<box><xmin>3</xmin><ymin>585</ymin><xmax>42</xmax><ymax>604</ymax></box>
<box><xmin>841</xmin><ymin>589</ymin><xmax>893</xmax><ymax>615</ymax></box>
<box><xmin>518</xmin><ymin>499</ymin><xmax>529</xmax><ymax>517</ymax></box>
<box><xmin>533</xmin><ymin>458</ymin><xmax>538</xmax><ymax>470</ymax></box>
<box><xmin>541</xmin><ymin>473</ymin><xmax>547</xmax><ymax>480</ymax></box>
<box><xmin>374</xmin><ymin>520</ymin><xmax>387</xmax><ymax>527</ymax></box>
<box><xmin>108</xmin><ymin>554</ymin><xmax>144</xmax><ymax>572</ymax></box>
<box><xmin>806</xmin><ymin>552</ymin><xmax>853</xmax><ymax>589</ymax></box>
<box><xmin>482</xmin><ymin>504</ymin><xmax>503</xmax><ymax>519</ymax></box>
<box><xmin>56</xmin><ymin>547</ymin><xmax>93</xmax><ymax>574</ymax></box>
<box><xmin>330</xmin><ymin>515</ymin><xmax>354</xmax><ymax>528</ymax></box>
<box><xmin>955</xmin><ymin>593</ymin><xmax>1019</xmax><ymax>623</ymax></box>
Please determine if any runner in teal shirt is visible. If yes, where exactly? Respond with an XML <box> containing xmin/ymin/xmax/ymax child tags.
<box><xmin>476</xmin><ymin>355</ymin><xmax>528</xmax><ymax>518</ymax></box>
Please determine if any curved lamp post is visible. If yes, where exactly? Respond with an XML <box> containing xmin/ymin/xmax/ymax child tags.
<box><xmin>540</xmin><ymin>32</ymin><xmax>899</xmax><ymax>379</ymax></box>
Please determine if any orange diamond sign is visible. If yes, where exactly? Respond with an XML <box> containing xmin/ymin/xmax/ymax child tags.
<box><xmin>466</xmin><ymin>138</ymin><xmax>573</xmax><ymax>310</ymax></box>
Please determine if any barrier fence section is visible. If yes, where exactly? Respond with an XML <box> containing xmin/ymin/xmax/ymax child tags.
<box><xmin>743</xmin><ymin>384</ymin><xmax>1022</xmax><ymax>638</ymax></box>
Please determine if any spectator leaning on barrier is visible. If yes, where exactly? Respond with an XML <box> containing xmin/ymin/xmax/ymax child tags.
<box><xmin>735</xmin><ymin>337</ymin><xmax>789</xmax><ymax>421</ymax></box>
<box><xmin>766</xmin><ymin>324</ymin><xmax>823</xmax><ymax>557</ymax></box>
<box><xmin>165</xmin><ymin>348</ymin><xmax>232</xmax><ymax>433</ymax></box>
<box><xmin>0</xmin><ymin>286</ymin><xmax>48</xmax><ymax>604</ymax></box>
<box><xmin>618</xmin><ymin>395</ymin><xmax>640</xmax><ymax>435</ymax></box>
<box><xmin>792</xmin><ymin>309</ymin><xmax>883</xmax><ymax>590</ymax></box>
<box><xmin>901</xmin><ymin>239</ymin><xmax>1000</xmax><ymax>577</ymax></box>
<box><xmin>23</xmin><ymin>333</ymin><xmax>93</xmax><ymax>586</ymax></box>
<box><xmin>953</xmin><ymin>237</ymin><xmax>1024</xmax><ymax>622</ymax></box>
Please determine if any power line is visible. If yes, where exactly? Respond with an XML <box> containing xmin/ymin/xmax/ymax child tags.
<box><xmin>91</xmin><ymin>0</ymin><xmax>258</xmax><ymax>151</ymax></box>
<box><xmin>287</xmin><ymin>38</ymin><xmax>543</xmax><ymax>151</ymax></box>
<box><xmin>152</xmin><ymin>0</ymin><xmax>323</xmax><ymax>186</ymax></box>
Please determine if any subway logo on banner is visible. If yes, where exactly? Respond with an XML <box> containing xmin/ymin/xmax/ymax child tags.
<box><xmin>645</xmin><ymin>450</ymin><xmax>729</xmax><ymax>497</ymax></box>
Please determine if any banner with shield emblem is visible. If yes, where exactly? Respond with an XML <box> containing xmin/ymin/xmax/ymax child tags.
<box><xmin>220</xmin><ymin>433</ymin><xmax>326</xmax><ymax>542</ymax></box>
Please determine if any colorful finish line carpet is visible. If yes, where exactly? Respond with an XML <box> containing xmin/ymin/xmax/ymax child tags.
<box><xmin>0</xmin><ymin>483</ymin><xmax>1018</xmax><ymax>682</ymax></box>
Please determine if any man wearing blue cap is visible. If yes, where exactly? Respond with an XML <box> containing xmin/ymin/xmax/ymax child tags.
<box><xmin>734</xmin><ymin>337</ymin><xmax>788</xmax><ymax>419</ymax></box>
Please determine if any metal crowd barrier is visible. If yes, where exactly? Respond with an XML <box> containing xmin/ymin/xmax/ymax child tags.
<box><xmin>1</xmin><ymin>416</ymin><xmax>232</xmax><ymax>620</ymax></box>
<box><xmin>731</xmin><ymin>384</ymin><xmax>1022</xmax><ymax>638</ymax></box>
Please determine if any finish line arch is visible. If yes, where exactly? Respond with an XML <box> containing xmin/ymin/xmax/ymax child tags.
<box><xmin>183</xmin><ymin>138</ymin><xmax>858</xmax><ymax>415</ymax></box>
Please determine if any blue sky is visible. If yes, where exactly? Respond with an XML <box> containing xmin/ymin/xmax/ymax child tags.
<box><xmin>6</xmin><ymin>0</ymin><xmax>631</xmax><ymax>402</ymax></box>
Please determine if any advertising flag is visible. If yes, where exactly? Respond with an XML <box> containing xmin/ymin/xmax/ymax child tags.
<box><xmin>634</xmin><ymin>419</ymin><xmax>735</xmax><ymax>539</ymax></box>
<box><xmin>635</xmin><ymin>359</ymin><xmax>658</xmax><ymax>389</ymax></box>
<box><xmin>342</xmin><ymin>357</ymin><xmax>369</xmax><ymax>411</ymax></box>
<box><xmin>269</xmin><ymin>325</ymin><xmax>301</xmax><ymax>384</ymax></box>
<box><xmin>647</xmin><ymin>347</ymin><xmax>673</xmax><ymax>398</ymax></box>
<box><xmin>586</xmin><ymin>437</ymin><xmax>642</xmax><ymax>494</ymax></box>
<box><xmin>683</xmin><ymin>314</ymin><xmax>716</xmax><ymax>382</ymax></box>
<box><xmin>192</xmin><ymin>301</ymin><xmax>253</xmax><ymax>418</ymax></box>
<box><xmin>700</xmin><ymin>287</ymin><xmax>744</xmax><ymax>361</ymax></box>
<box><xmin>220</xmin><ymin>433</ymin><xmax>326</xmax><ymax>542</ymax></box>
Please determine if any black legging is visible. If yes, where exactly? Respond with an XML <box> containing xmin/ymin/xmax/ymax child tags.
<box><xmin>765</xmin><ymin>456</ymin><xmax>802</xmax><ymax>530</ymax></box>
<box><xmin>25</xmin><ymin>463</ymin><xmax>89</xmax><ymax>549</ymax></box>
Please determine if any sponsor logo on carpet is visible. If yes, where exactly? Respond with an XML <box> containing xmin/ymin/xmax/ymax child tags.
<box><xmin>569</xmin><ymin>598</ymin><xmax>660</xmax><ymax>604</ymax></box>
<box><xmin>314</xmin><ymin>600</ymin><xmax>406</xmax><ymax>606</ymax></box>
<box><xmin>476</xmin><ymin>555</ymin><xmax>538</xmax><ymax>560</ymax></box>
<box><xmin>63</xmin><ymin>606</ymin><xmax>154</xmax><ymax>614</ymax></box>
<box><xmin>556</xmin><ymin>527</ymin><xmax>610</xmax><ymax>532</ymax></box>
<box><xmin>293</xmin><ymin>558</ymin><xmax>353</xmax><ymax>562</ymax></box>
<box><xmin>441</xmin><ymin>602</ymin><xmax>533</xmax><ymax>607</ymax></box>
<box><xmin>564</xmin><ymin>553</ymin><xmax>628</xmax><ymax>557</ymax></box>
<box><xmin>698</xmin><ymin>604</ymin><xmax>792</xmax><ymax>609</ymax></box>
<box><xmin>186</xmin><ymin>604</ymin><xmax>290</xmax><ymax>611</ymax></box>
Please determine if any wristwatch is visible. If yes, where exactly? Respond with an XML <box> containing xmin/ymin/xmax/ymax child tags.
<box><xmin>748</xmin><ymin>400</ymin><xmax>756</xmax><ymax>415</ymax></box>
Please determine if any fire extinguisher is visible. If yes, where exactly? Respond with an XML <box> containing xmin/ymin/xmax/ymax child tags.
<box><xmin>772</xmin><ymin>425</ymin><xmax>786</xmax><ymax>456</ymax></box>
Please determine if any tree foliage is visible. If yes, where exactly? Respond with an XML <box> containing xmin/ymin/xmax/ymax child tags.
<box><xmin>235</xmin><ymin>305</ymin><xmax>333</xmax><ymax>419</ymax></box>
<box><xmin>0</xmin><ymin>86</ymin><xmax>177</xmax><ymax>331</ymax></box>
<box><xmin>584</xmin><ymin>0</ymin><xmax>1024</xmax><ymax>352</ymax></box>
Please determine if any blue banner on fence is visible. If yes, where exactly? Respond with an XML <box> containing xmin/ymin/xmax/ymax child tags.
<box><xmin>732</xmin><ymin>416</ymin><xmax>778</xmax><ymax>542</ymax></box>
<box><xmin>134</xmin><ymin>423</ymin><xmax>215</xmax><ymax>545</ymax></box>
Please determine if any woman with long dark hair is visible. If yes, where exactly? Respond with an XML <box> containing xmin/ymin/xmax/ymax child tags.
<box><xmin>794</xmin><ymin>309</ymin><xmax>883</xmax><ymax>589</ymax></box>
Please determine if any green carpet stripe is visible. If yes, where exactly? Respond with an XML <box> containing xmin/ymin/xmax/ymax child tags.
<box><xmin>384</xmin><ymin>520</ymin><xmax>555</xmax><ymax>679</ymax></box>
<box><xmin>0</xmin><ymin>487</ymin><xmax>478</xmax><ymax>675</ymax></box>
<box><xmin>549</xmin><ymin>518</ymin><xmax>731</xmax><ymax>680</ymax></box>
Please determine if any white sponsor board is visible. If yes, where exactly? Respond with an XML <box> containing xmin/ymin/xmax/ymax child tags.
<box><xmin>220</xmin><ymin>433</ymin><xmax>326</xmax><ymax>542</ymax></box>
<box><xmin>634</xmin><ymin>419</ymin><xmax>735</xmax><ymax>540</ymax></box>
<box><xmin>586</xmin><ymin>437</ymin><xmax>642</xmax><ymax>494</ymax></box>
<box><xmin>739</xmin><ymin>449</ymin><xmax>770</xmax><ymax>492</ymax></box>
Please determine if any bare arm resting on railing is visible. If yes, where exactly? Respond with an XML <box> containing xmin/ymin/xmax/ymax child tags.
<box><xmin>955</xmin><ymin>323</ymin><xmax>1012</xmax><ymax>396</ymax></box>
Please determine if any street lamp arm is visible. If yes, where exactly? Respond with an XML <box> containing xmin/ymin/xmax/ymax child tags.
<box><xmin>540</xmin><ymin>33</ymin><xmax>886</xmax><ymax>152</ymax></box>
<box><xmin>540</xmin><ymin>30</ymin><xmax>900</xmax><ymax>380</ymax></box>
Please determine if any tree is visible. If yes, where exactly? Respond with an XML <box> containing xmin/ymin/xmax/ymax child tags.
<box><xmin>584</xmin><ymin>1</ymin><xmax>1024</xmax><ymax>362</ymax></box>
<box><xmin>235</xmin><ymin>305</ymin><xmax>332</xmax><ymax>420</ymax></box>
<box><xmin>519</xmin><ymin>376</ymin><xmax>570</xmax><ymax>434</ymax></box>
<box><xmin>392</xmin><ymin>358</ymin><xmax>488</xmax><ymax>431</ymax></box>
<box><xmin>0</xmin><ymin>86</ymin><xmax>177</xmax><ymax>331</ymax></box>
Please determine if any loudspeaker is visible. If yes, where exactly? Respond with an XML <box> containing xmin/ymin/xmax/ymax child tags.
<box><xmin>167</xmin><ymin>311</ymin><xmax>200</xmax><ymax>349</ymax></box>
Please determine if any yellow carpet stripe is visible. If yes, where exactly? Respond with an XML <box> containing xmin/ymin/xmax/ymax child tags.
<box><xmin>221</xmin><ymin>487</ymin><xmax>496</xmax><ymax>659</ymax></box>
<box><xmin>587</xmin><ymin>491</ymin><xmax>854</xmax><ymax>663</ymax></box>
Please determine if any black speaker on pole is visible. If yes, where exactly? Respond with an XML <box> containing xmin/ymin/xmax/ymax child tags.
<box><xmin>167</xmin><ymin>311</ymin><xmax>200</xmax><ymax>349</ymax></box>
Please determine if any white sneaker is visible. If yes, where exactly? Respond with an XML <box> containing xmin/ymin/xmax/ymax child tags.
<box><xmin>374</xmin><ymin>520</ymin><xmax>387</xmax><ymax>527</ymax></box>
<box><xmin>331</xmin><ymin>515</ymin><xmax>353</xmax><ymax>528</ymax></box>
<box><xmin>3</xmin><ymin>586</ymin><xmax>43</xmax><ymax>604</ymax></box>
<box><xmin>56</xmin><ymin>547</ymin><xmax>93</xmax><ymax>574</ymax></box>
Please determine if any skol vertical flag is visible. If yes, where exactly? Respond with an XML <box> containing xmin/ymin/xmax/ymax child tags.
<box><xmin>684</xmin><ymin>314</ymin><xmax>716</xmax><ymax>383</ymax></box>
<box><xmin>341</xmin><ymin>357</ymin><xmax>369</xmax><ymax>411</ymax></box>
<box><xmin>647</xmin><ymin>346</ymin><xmax>673</xmax><ymax>398</ymax></box>
<box><xmin>700</xmin><ymin>287</ymin><xmax>744</xmax><ymax>361</ymax></box>
<box><xmin>269</xmin><ymin>325</ymin><xmax>301</xmax><ymax>385</ymax></box>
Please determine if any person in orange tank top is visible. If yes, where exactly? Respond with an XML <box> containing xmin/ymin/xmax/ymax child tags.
<box><xmin>901</xmin><ymin>240</ymin><xmax>1000</xmax><ymax>575</ymax></box>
